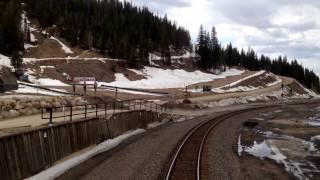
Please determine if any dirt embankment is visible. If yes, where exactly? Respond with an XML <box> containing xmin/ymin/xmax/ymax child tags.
<box><xmin>224</xmin><ymin>72</ymin><xmax>278</xmax><ymax>89</ymax></box>
<box><xmin>24</xmin><ymin>59</ymin><xmax>145</xmax><ymax>84</ymax></box>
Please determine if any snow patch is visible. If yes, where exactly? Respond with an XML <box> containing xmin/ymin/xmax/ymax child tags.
<box><xmin>50</xmin><ymin>36</ymin><xmax>74</xmax><ymax>54</ymax></box>
<box><xmin>24</xmin><ymin>43</ymin><xmax>38</xmax><ymax>50</ymax></box>
<box><xmin>14</xmin><ymin>84</ymin><xmax>68</xmax><ymax>96</ymax></box>
<box><xmin>0</xmin><ymin>54</ymin><xmax>12</xmax><ymax>68</ymax></box>
<box><xmin>266</xmin><ymin>73</ymin><xmax>283</xmax><ymax>86</ymax></box>
<box><xmin>34</xmin><ymin>78</ymin><xmax>69</xmax><ymax>87</ymax></box>
<box><xmin>40</xmin><ymin>66</ymin><xmax>54</xmax><ymax>73</ymax></box>
<box><xmin>147</xmin><ymin>121</ymin><xmax>165</xmax><ymax>129</ymax></box>
<box><xmin>311</xmin><ymin>135</ymin><xmax>320</xmax><ymax>141</ymax></box>
<box><xmin>101</xmin><ymin>67</ymin><xmax>244</xmax><ymax>89</ymax></box>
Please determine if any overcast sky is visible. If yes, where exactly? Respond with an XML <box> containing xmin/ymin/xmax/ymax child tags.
<box><xmin>123</xmin><ymin>0</ymin><xmax>320</xmax><ymax>76</ymax></box>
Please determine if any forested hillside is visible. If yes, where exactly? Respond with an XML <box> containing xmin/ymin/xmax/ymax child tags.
<box><xmin>0</xmin><ymin>0</ymin><xmax>319</xmax><ymax>93</ymax></box>
<box><xmin>0</xmin><ymin>0</ymin><xmax>24</xmax><ymax>55</ymax></box>
<box><xmin>24</xmin><ymin>0</ymin><xmax>191</xmax><ymax>67</ymax></box>
<box><xmin>196</xmin><ymin>26</ymin><xmax>320</xmax><ymax>93</ymax></box>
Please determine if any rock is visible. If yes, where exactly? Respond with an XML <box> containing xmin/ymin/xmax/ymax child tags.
<box><xmin>14</xmin><ymin>103</ymin><xmax>24</xmax><ymax>110</ymax></box>
<box><xmin>1</xmin><ymin>111</ymin><xmax>10</xmax><ymax>118</ymax></box>
<box><xmin>9</xmin><ymin>110</ymin><xmax>19</xmax><ymax>118</ymax></box>
<box><xmin>18</xmin><ymin>109</ymin><xmax>27</xmax><ymax>115</ymax></box>
<box><xmin>32</xmin><ymin>101</ymin><xmax>41</xmax><ymax>109</ymax></box>
<box><xmin>52</xmin><ymin>102</ymin><xmax>61</xmax><ymax>108</ymax></box>
<box><xmin>24</xmin><ymin>108</ymin><xmax>33</xmax><ymax>115</ymax></box>
<box><xmin>3</xmin><ymin>100</ymin><xmax>16</xmax><ymax>111</ymax></box>
<box><xmin>40</xmin><ymin>101</ymin><xmax>50</xmax><ymax>108</ymax></box>
<box><xmin>32</xmin><ymin>108</ymin><xmax>40</xmax><ymax>114</ymax></box>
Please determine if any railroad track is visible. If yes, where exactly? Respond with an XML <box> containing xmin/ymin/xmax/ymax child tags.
<box><xmin>164</xmin><ymin>107</ymin><xmax>271</xmax><ymax>180</ymax></box>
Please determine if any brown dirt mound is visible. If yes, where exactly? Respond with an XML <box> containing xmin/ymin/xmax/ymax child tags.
<box><xmin>225</xmin><ymin>72</ymin><xmax>278</xmax><ymax>89</ymax></box>
<box><xmin>24</xmin><ymin>59</ymin><xmax>145</xmax><ymax>84</ymax></box>
<box><xmin>287</xmin><ymin>81</ymin><xmax>308</xmax><ymax>95</ymax></box>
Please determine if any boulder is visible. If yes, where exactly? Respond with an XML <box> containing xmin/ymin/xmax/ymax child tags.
<box><xmin>8</xmin><ymin>109</ymin><xmax>20</xmax><ymax>118</ymax></box>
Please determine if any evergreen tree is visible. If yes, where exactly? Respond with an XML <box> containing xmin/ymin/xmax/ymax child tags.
<box><xmin>11</xmin><ymin>51</ymin><xmax>23</xmax><ymax>71</ymax></box>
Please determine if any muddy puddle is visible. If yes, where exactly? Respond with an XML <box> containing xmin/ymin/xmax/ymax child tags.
<box><xmin>238</xmin><ymin>104</ymin><xmax>320</xmax><ymax>179</ymax></box>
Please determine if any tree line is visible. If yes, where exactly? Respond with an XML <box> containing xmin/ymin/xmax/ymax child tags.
<box><xmin>196</xmin><ymin>25</ymin><xmax>320</xmax><ymax>93</ymax></box>
<box><xmin>24</xmin><ymin>0</ymin><xmax>191</xmax><ymax>67</ymax></box>
<box><xmin>0</xmin><ymin>0</ymin><xmax>24</xmax><ymax>55</ymax></box>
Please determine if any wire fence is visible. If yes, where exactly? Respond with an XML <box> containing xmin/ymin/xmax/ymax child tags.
<box><xmin>41</xmin><ymin>99</ymin><xmax>168</xmax><ymax>124</ymax></box>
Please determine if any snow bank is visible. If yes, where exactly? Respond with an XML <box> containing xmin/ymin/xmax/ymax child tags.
<box><xmin>101</xmin><ymin>67</ymin><xmax>244</xmax><ymax>89</ymax></box>
<box><xmin>14</xmin><ymin>84</ymin><xmax>67</xmax><ymax>96</ymax></box>
<box><xmin>25</xmin><ymin>129</ymin><xmax>146</xmax><ymax>180</ymax></box>
<box><xmin>50</xmin><ymin>36</ymin><xmax>74</xmax><ymax>54</ymax></box>
<box><xmin>24</xmin><ymin>43</ymin><xmax>38</xmax><ymax>50</ymax></box>
<box><xmin>34</xmin><ymin>78</ymin><xmax>69</xmax><ymax>86</ymax></box>
<box><xmin>30</xmin><ymin>33</ymin><xmax>37</xmax><ymax>43</ymax></box>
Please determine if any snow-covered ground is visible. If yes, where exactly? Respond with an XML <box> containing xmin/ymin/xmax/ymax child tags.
<box><xmin>13</xmin><ymin>84</ymin><xmax>68</xmax><ymax>96</ymax></box>
<box><xmin>23</xmin><ymin>57</ymin><xmax>125</xmax><ymax>63</ymax></box>
<box><xmin>149</xmin><ymin>50</ymin><xmax>197</xmax><ymax>61</ymax></box>
<box><xmin>24</xmin><ymin>43</ymin><xmax>38</xmax><ymax>50</ymax></box>
<box><xmin>100</xmin><ymin>67</ymin><xmax>244</xmax><ymax>89</ymax></box>
<box><xmin>0</xmin><ymin>54</ymin><xmax>12</xmax><ymax>68</ymax></box>
<box><xmin>50</xmin><ymin>36</ymin><xmax>74</xmax><ymax>54</ymax></box>
<box><xmin>33</xmin><ymin>78</ymin><xmax>69</xmax><ymax>86</ymax></box>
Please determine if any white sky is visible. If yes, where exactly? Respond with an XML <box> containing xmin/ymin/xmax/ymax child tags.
<box><xmin>123</xmin><ymin>0</ymin><xmax>320</xmax><ymax>76</ymax></box>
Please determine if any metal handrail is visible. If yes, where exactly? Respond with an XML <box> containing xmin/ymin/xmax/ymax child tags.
<box><xmin>41</xmin><ymin>99</ymin><xmax>167</xmax><ymax>124</ymax></box>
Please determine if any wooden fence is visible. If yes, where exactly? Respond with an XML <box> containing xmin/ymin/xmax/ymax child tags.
<box><xmin>0</xmin><ymin>110</ymin><xmax>164</xmax><ymax>180</ymax></box>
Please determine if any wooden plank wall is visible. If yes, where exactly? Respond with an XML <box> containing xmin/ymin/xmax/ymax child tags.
<box><xmin>0</xmin><ymin>110</ymin><xmax>162</xmax><ymax>180</ymax></box>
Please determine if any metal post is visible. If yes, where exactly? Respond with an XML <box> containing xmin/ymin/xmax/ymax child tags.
<box><xmin>73</xmin><ymin>84</ymin><xmax>76</xmax><ymax>96</ymax></box>
<box><xmin>70</xmin><ymin>106</ymin><xmax>73</xmax><ymax>122</ymax></box>
<box><xmin>84</xmin><ymin>81</ymin><xmax>87</xmax><ymax>96</ymax></box>
<box><xmin>140</xmin><ymin>100</ymin><xmax>142</xmax><ymax>111</ymax></box>
<box><xmin>96</xmin><ymin>104</ymin><xmax>98</xmax><ymax>118</ymax></box>
<box><xmin>120</xmin><ymin>101</ymin><xmax>123</xmax><ymax>113</ymax></box>
<box><xmin>94</xmin><ymin>81</ymin><xmax>97</xmax><ymax>97</ymax></box>
<box><xmin>105</xmin><ymin>102</ymin><xmax>107</xmax><ymax>116</ymax></box>
<box><xmin>85</xmin><ymin>105</ymin><xmax>87</xmax><ymax>119</ymax></box>
<box><xmin>49</xmin><ymin>108</ymin><xmax>53</xmax><ymax>125</ymax></box>
<box><xmin>115</xmin><ymin>87</ymin><xmax>118</xmax><ymax>100</ymax></box>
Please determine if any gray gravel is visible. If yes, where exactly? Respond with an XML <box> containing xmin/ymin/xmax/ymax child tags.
<box><xmin>57</xmin><ymin>114</ymin><xmax>218</xmax><ymax>180</ymax></box>
<box><xmin>206</xmin><ymin>107</ymin><xmax>291</xmax><ymax>180</ymax></box>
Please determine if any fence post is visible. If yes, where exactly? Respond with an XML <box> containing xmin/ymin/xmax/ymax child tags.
<box><xmin>120</xmin><ymin>101</ymin><xmax>123</xmax><ymax>113</ymax></box>
<box><xmin>105</xmin><ymin>102</ymin><xmax>107</xmax><ymax>116</ymax></box>
<box><xmin>140</xmin><ymin>100</ymin><xmax>142</xmax><ymax>111</ymax></box>
<box><xmin>49</xmin><ymin>108</ymin><xmax>53</xmax><ymax>125</ymax></box>
<box><xmin>85</xmin><ymin>105</ymin><xmax>87</xmax><ymax>119</ymax></box>
<box><xmin>70</xmin><ymin>106</ymin><xmax>73</xmax><ymax>122</ymax></box>
<box><xmin>156</xmin><ymin>104</ymin><xmax>157</xmax><ymax>112</ymax></box>
<box><xmin>96</xmin><ymin>104</ymin><xmax>98</xmax><ymax>118</ymax></box>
